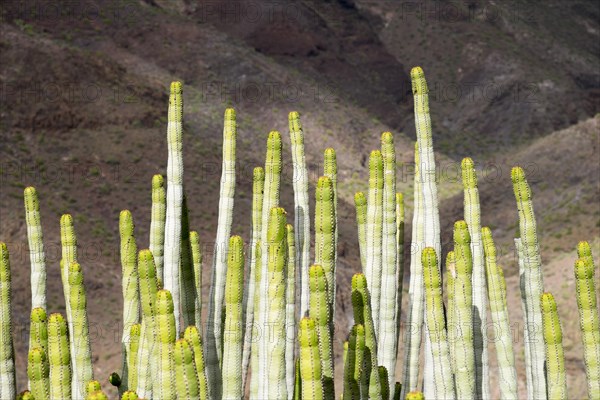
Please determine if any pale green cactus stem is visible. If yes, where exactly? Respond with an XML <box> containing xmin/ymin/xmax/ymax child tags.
<box><xmin>207</xmin><ymin>108</ymin><xmax>237</xmax><ymax>391</ymax></box>
<box><xmin>18</xmin><ymin>390</ymin><xmax>34</xmax><ymax>400</ymax></box>
<box><xmin>344</xmin><ymin>325</ymin><xmax>361</xmax><ymax>400</ymax></box>
<box><xmin>164</xmin><ymin>81</ymin><xmax>184</xmax><ymax>336</ymax></box>
<box><xmin>87</xmin><ymin>390</ymin><xmax>109</xmax><ymax>400</ymax></box>
<box><xmin>184</xmin><ymin>326</ymin><xmax>210</xmax><ymax>400</ymax></box>
<box><xmin>222</xmin><ymin>236</ymin><xmax>245</xmax><ymax>400</ymax></box>
<box><xmin>482</xmin><ymin>227</ymin><xmax>518</xmax><ymax>399</ymax></box>
<box><xmin>401</xmin><ymin>142</ymin><xmax>424</xmax><ymax>399</ymax></box>
<box><xmin>136</xmin><ymin>250</ymin><xmax>159</xmax><ymax>399</ymax></box>
<box><xmin>353</xmin><ymin>324</ymin><xmax>367</xmax><ymax>400</ymax></box>
<box><xmin>121</xmin><ymin>390</ymin><xmax>139</xmax><ymax>400</ymax></box>
<box><xmin>180</xmin><ymin>196</ymin><xmax>197</xmax><ymax>329</ymax></box>
<box><xmin>190</xmin><ymin>231</ymin><xmax>203</xmax><ymax>330</ymax></box>
<box><xmin>355</xmin><ymin>192</ymin><xmax>368</xmax><ymax>270</ymax></box>
<box><xmin>156</xmin><ymin>289</ymin><xmax>177</xmax><ymax>400</ymax></box>
<box><xmin>127</xmin><ymin>324</ymin><xmax>141</xmax><ymax>392</ymax></box>
<box><xmin>286</xmin><ymin>224</ymin><xmax>298</xmax><ymax>398</ymax></box>
<box><xmin>405</xmin><ymin>391</ymin><xmax>424</xmax><ymax>400</ymax></box>
<box><xmin>540</xmin><ymin>293</ymin><xmax>567</xmax><ymax>400</ymax></box>
<box><xmin>324</xmin><ymin>148</ymin><xmax>338</xmax><ymax>316</ymax></box>
<box><xmin>242</xmin><ymin>167</ymin><xmax>265</xmax><ymax>390</ymax></box>
<box><xmin>445</xmin><ymin>251</ymin><xmax>456</xmax><ymax>375</ymax></box>
<box><xmin>352</xmin><ymin>273</ymin><xmax>382</xmax><ymax>400</ymax></box>
<box><xmin>379</xmin><ymin>131</ymin><xmax>399</xmax><ymax>396</ymax></box>
<box><xmin>452</xmin><ymin>221</ymin><xmax>475</xmax><ymax>400</ymax></box>
<box><xmin>0</xmin><ymin>243</ymin><xmax>15</xmax><ymax>399</ymax></box>
<box><xmin>309</xmin><ymin>264</ymin><xmax>334</xmax><ymax>398</ymax></box>
<box><xmin>68</xmin><ymin>262</ymin><xmax>94</xmax><ymax>398</ymax></box>
<box><xmin>174</xmin><ymin>338</ymin><xmax>201</xmax><ymax>399</ymax></box>
<box><xmin>150</xmin><ymin>174</ymin><xmax>166</xmax><ymax>282</ymax></box>
<box><xmin>461</xmin><ymin>157</ymin><xmax>489</xmax><ymax>399</ymax></box>
<box><xmin>255</xmin><ymin>131</ymin><xmax>282</xmax><ymax>399</ymax></box>
<box><xmin>365</xmin><ymin>150</ymin><xmax>384</xmax><ymax>337</ymax></box>
<box><xmin>24</xmin><ymin>187</ymin><xmax>47</xmax><ymax>311</ymax></box>
<box><xmin>119</xmin><ymin>210</ymin><xmax>139</xmax><ymax>393</ymax></box>
<box><xmin>315</xmin><ymin>176</ymin><xmax>336</xmax><ymax>316</ymax></box>
<box><xmin>249</xmin><ymin>240</ymin><xmax>263</xmax><ymax>399</ymax></box>
<box><xmin>394</xmin><ymin>193</ymin><xmax>405</xmax><ymax>348</ymax></box>
<box><xmin>48</xmin><ymin>313</ymin><xmax>71</xmax><ymax>400</ymax></box>
<box><xmin>574</xmin><ymin>252</ymin><xmax>600</xmax><ymax>399</ymax></box>
<box><xmin>29</xmin><ymin>307</ymin><xmax>48</xmax><ymax>365</ymax></box>
<box><xmin>515</xmin><ymin>238</ymin><xmax>533</xmax><ymax>399</ymax></box>
<box><xmin>294</xmin><ymin>358</ymin><xmax>302</xmax><ymax>400</ymax></box>
<box><xmin>511</xmin><ymin>166</ymin><xmax>546</xmax><ymax>399</ymax></box>
<box><xmin>421</xmin><ymin>247</ymin><xmax>454</xmax><ymax>400</ymax></box>
<box><xmin>289</xmin><ymin>112</ymin><xmax>311</xmax><ymax>318</ymax></box>
<box><xmin>86</xmin><ymin>380</ymin><xmax>102</xmax><ymax>396</ymax></box>
<box><xmin>299</xmin><ymin>317</ymin><xmax>324</xmax><ymax>400</ymax></box>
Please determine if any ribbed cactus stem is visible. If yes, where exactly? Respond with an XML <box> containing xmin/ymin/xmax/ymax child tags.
<box><xmin>190</xmin><ymin>231</ymin><xmax>203</xmax><ymax>331</ymax></box>
<box><xmin>445</xmin><ymin>251</ymin><xmax>456</xmax><ymax>374</ymax></box>
<box><xmin>17</xmin><ymin>390</ymin><xmax>34</xmax><ymax>400</ymax></box>
<box><xmin>344</xmin><ymin>325</ymin><xmax>361</xmax><ymax>400</ymax></box>
<box><xmin>24</xmin><ymin>187</ymin><xmax>47</xmax><ymax>311</ymax></box>
<box><xmin>119</xmin><ymin>210</ymin><xmax>139</xmax><ymax>393</ymax></box>
<box><xmin>574</xmin><ymin>251</ymin><xmax>600</xmax><ymax>399</ymax></box>
<box><xmin>127</xmin><ymin>324</ymin><xmax>141</xmax><ymax>392</ymax></box>
<box><xmin>48</xmin><ymin>313</ymin><xmax>71</xmax><ymax>400</ymax></box>
<box><xmin>482</xmin><ymin>227</ymin><xmax>518</xmax><ymax>399</ymax></box>
<box><xmin>286</xmin><ymin>224</ymin><xmax>298</xmax><ymax>399</ymax></box>
<box><xmin>309</xmin><ymin>264</ymin><xmax>334</xmax><ymax>398</ymax></box>
<box><xmin>174</xmin><ymin>338</ymin><xmax>201</xmax><ymax>399</ymax></box>
<box><xmin>355</xmin><ymin>192</ymin><xmax>368</xmax><ymax>270</ymax></box>
<box><xmin>394</xmin><ymin>193</ymin><xmax>404</xmax><ymax>356</ymax></box>
<box><xmin>515</xmin><ymin>238</ymin><xmax>533</xmax><ymax>399</ymax></box>
<box><xmin>512</xmin><ymin>166</ymin><xmax>546</xmax><ymax>399</ymax></box>
<box><xmin>354</xmin><ymin>324</ymin><xmax>367</xmax><ymax>400</ymax></box>
<box><xmin>379</xmin><ymin>131</ymin><xmax>399</xmax><ymax>395</ymax></box>
<box><xmin>324</xmin><ymin>148</ymin><xmax>338</xmax><ymax>317</ymax></box>
<box><xmin>68</xmin><ymin>262</ymin><xmax>94</xmax><ymax>398</ymax></box>
<box><xmin>378</xmin><ymin>366</ymin><xmax>390</xmax><ymax>400</ymax></box>
<box><xmin>405</xmin><ymin>391</ymin><xmax>424</xmax><ymax>400</ymax></box>
<box><xmin>121</xmin><ymin>390</ymin><xmax>139</xmax><ymax>400</ymax></box>
<box><xmin>164</xmin><ymin>81</ymin><xmax>184</xmax><ymax>336</ymax></box>
<box><xmin>541</xmin><ymin>293</ymin><xmax>567</xmax><ymax>400</ymax></box>
<box><xmin>222</xmin><ymin>236</ymin><xmax>245</xmax><ymax>400</ymax></box>
<box><xmin>150</xmin><ymin>174</ymin><xmax>166</xmax><ymax>282</ymax></box>
<box><xmin>180</xmin><ymin>196</ymin><xmax>197</xmax><ymax>330</ymax></box>
<box><xmin>452</xmin><ymin>221</ymin><xmax>475</xmax><ymax>400</ymax></box>
<box><xmin>183</xmin><ymin>326</ymin><xmax>210</xmax><ymax>400</ymax></box>
<box><xmin>156</xmin><ymin>290</ymin><xmax>177</xmax><ymax>400</ymax></box>
<box><xmin>250</xmin><ymin>240</ymin><xmax>263</xmax><ymax>399</ymax></box>
<box><xmin>461</xmin><ymin>157</ymin><xmax>489</xmax><ymax>399</ymax></box>
<box><xmin>0</xmin><ymin>243</ymin><xmax>15</xmax><ymax>399</ymax></box>
<box><xmin>299</xmin><ymin>317</ymin><xmax>324</xmax><ymax>400</ymax></box>
<box><xmin>207</xmin><ymin>108</ymin><xmax>237</xmax><ymax>392</ymax></box>
<box><xmin>242</xmin><ymin>167</ymin><xmax>264</xmax><ymax>390</ymax></box>
<box><xmin>29</xmin><ymin>307</ymin><xmax>48</xmax><ymax>391</ymax></box>
<box><xmin>87</xmin><ymin>390</ymin><xmax>109</xmax><ymax>400</ymax></box>
<box><xmin>86</xmin><ymin>380</ymin><xmax>101</xmax><ymax>395</ymax></box>
<box><xmin>289</xmin><ymin>112</ymin><xmax>311</xmax><ymax>318</ymax></box>
<box><xmin>315</xmin><ymin>176</ymin><xmax>336</xmax><ymax>314</ymax></box>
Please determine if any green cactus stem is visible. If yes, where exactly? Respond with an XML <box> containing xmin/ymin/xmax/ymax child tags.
<box><xmin>28</xmin><ymin>348</ymin><xmax>50</xmax><ymax>399</ymax></box>
<box><xmin>180</xmin><ymin>195</ymin><xmax>198</xmax><ymax>330</ymax></box>
<box><xmin>515</xmin><ymin>238</ymin><xmax>533</xmax><ymax>398</ymax></box>
<box><xmin>299</xmin><ymin>317</ymin><xmax>324</xmax><ymax>400</ymax></box>
<box><xmin>222</xmin><ymin>236</ymin><xmax>245</xmax><ymax>399</ymax></box>
<box><xmin>512</xmin><ymin>166</ymin><xmax>546</xmax><ymax>399</ymax></box>
<box><xmin>127</xmin><ymin>323</ymin><xmax>141</xmax><ymax>392</ymax></box>
<box><xmin>150</xmin><ymin>174</ymin><xmax>166</xmax><ymax>283</ymax></box>
<box><xmin>24</xmin><ymin>187</ymin><xmax>47</xmax><ymax>311</ymax></box>
<box><xmin>482</xmin><ymin>227</ymin><xmax>518</xmax><ymax>399</ymax></box>
<box><xmin>17</xmin><ymin>390</ymin><xmax>34</xmax><ymax>400</ymax></box>
<box><xmin>164</xmin><ymin>81</ymin><xmax>184</xmax><ymax>336</ymax></box>
<box><xmin>541</xmin><ymin>293</ymin><xmax>567</xmax><ymax>400</ymax></box>
<box><xmin>121</xmin><ymin>390</ymin><xmax>139</xmax><ymax>400</ymax></box>
<box><xmin>294</xmin><ymin>358</ymin><xmax>302</xmax><ymax>400</ymax></box>
<box><xmin>393</xmin><ymin>382</ymin><xmax>401</xmax><ymax>400</ymax></box>
<box><xmin>344</xmin><ymin>325</ymin><xmax>361</xmax><ymax>400</ymax></box>
<box><xmin>315</xmin><ymin>176</ymin><xmax>336</xmax><ymax>315</ymax></box>
<box><xmin>156</xmin><ymin>290</ymin><xmax>177</xmax><ymax>400</ymax></box>
<box><xmin>286</xmin><ymin>224</ymin><xmax>298</xmax><ymax>398</ymax></box>
<box><xmin>87</xmin><ymin>390</ymin><xmax>109</xmax><ymax>400</ymax></box>
<box><xmin>184</xmin><ymin>326</ymin><xmax>210</xmax><ymax>400</ymax></box>
<box><xmin>445</xmin><ymin>251</ymin><xmax>456</xmax><ymax>375</ymax></box>
<box><xmin>289</xmin><ymin>112</ymin><xmax>311</xmax><ymax>318</ymax></box>
<box><xmin>174</xmin><ymin>338</ymin><xmax>201</xmax><ymax>399</ymax></box>
<box><xmin>324</xmin><ymin>148</ymin><xmax>338</xmax><ymax>317</ymax></box>
<box><xmin>48</xmin><ymin>313</ymin><xmax>71</xmax><ymax>400</ymax></box>
<box><xmin>353</xmin><ymin>324</ymin><xmax>367</xmax><ymax>400</ymax></box>
<box><xmin>394</xmin><ymin>193</ymin><xmax>404</xmax><ymax>363</ymax></box>
<box><xmin>574</xmin><ymin>251</ymin><xmax>600</xmax><ymax>399</ymax></box>
<box><xmin>0</xmin><ymin>243</ymin><xmax>15</xmax><ymax>399</ymax></box>
<box><xmin>354</xmin><ymin>192</ymin><xmax>368</xmax><ymax>270</ymax></box>
<box><xmin>421</xmin><ymin>247</ymin><xmax>454</xmax><ymax>400</ymax></box>
<box><xmin>250</xmin><ymin>240</ymin><xmax>263</xmax><ymax>399</ymax></box>
<box><xmin>86</xmin><ymin>380</ymin><xmax>102</xmax><ymax>395</ymax></box>
<box><xmin>405</xmin><ymin>392</ymin><xmax>424</xmax><ymax>400</ymax></box>
<box><xmin>190</xmin><ymin>231</ymin><xmax>203</xmax><ymax>330</ymax></box>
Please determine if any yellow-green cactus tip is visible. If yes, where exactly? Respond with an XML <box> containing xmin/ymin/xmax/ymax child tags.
<box><xmin>354</xmin><ymin>192</ymin><xmax>366</xmax><ymax>205</ymax></box>
<box><xmin>577</xmin><ymin>241</ymin><xmax>592</xmax><ymax>257</ymax></box>
<box><xmin>461</xmin><ymin>157</ymin><xmax>474</xmax><ymax>170</ymax></box>
<box><xmin>130</xmin><ymin>323</ymin><xmax>141</xmax><ymax>336</ymax></box>
<box><xmin>17</xmin><ymin>391</ymin><xmax>33</xmax><ymax>400</ymax></box>
<box><xmin>24</xmin><ymin>186</ymin><xmax>37</xmax><ymax>197</ymax></box>
<box><xmin>156</xmin><ymin>289</ymin><xmax>174</xmax><ymax>310</ymax></box>
<box><xmin>268</xmin><ymin>207</ymin><xmax>287</xmax><ymax>241</ymax></box>
<box><xmin>170</xmin><ymin>81</ymin><xmax>182</xmax><ymax>94</ymax></box>
<box><xmin>317</xmin><ymin>175</ymin><xmax>332</xmax><ymax>188</ymax></box>
<box><xmin>60</xmin><ymin>213</ymin><xmax>73</xmax><ymax>224</ymax></box>
<box><xmin>540</xmin><ymin>292</ymin><xmax>557</xmax><ymax>312</ymax></box>
<box><xmin>28</xmin><ymin>346</ymin><xmax>45</xmax><ymax>363</ymax></box>
<box><xmin>446</xmin><ymin>250</ymin><xmax>456</xmax><ymax>265</ymax></box>
<box><xmin>481</xmin><ymin>226</ymin><xmax>492</xmax><ymax>238</ymax></box>
<box><xmin>406</xmin><ymin>391</ymin><xmax>425</xmax><ymax>400</ymax></box>
<box><xmin>453</xmin><ymin>220</ymin><xmax>470</xmax><ymax>243</ymax></box>
<box><xmin>299</xmin><ymin>317</ymin><xmax>317</xmax><ymax>345</ymax></box>
<box><xmin>575</xmin><ymin>258</ymin><xmax>593</xmax><ymax>279</ymax></box>
<box><xmin>410</xmin><ymin>66</ymin><xmax>428</xmax><ymax>94</ymax></box>
<box><xmin>30</xmin><ymin>307</ymin><xmax>47</xmax><ymax>322</ymax></box>
<box><xmin>422</xmin><ymin>247</ymin><xmax>438</xmax><ymax>266</ymax></box>
<box><xmin>289</xmin><ymin>111</ymin><xmax>300</xmax><ymax>120</ymax></box>
<box><xmin>325</xmin><ymin>147</ymin><xmax>336</xmax><ymax>158</ymax></box>
<box><xmin>190</xmin><ymin>231</ymin><xmax>199</xmax><ymax>241</ymax></box>
<box><xmin>351</xmin><ymin>272</ymin><xmax>368</xmax><ymax>291</ymax></box>
<box><xmin>224</xmin><ymin>107</ymin><xmax>236</xmax><ymax>118</ymax></box>
<box><xmin>253</xmin><ymin>167</ymin><xmax>265</xmax><ymax>180</ymax></box>
<box><xmin>381</xmin><ymin>131</ymin><xmax>393</xmax><ymax>143</ymax></box>
<box><xmin>370</xmin><ymin>150</ymin><xmax>383</xmax><ymax>161</ymax></box>
<box><xmin>174</xmin><ymin>338</ymin><xmax>193</xmax><ymax>361</ymax></box>
<box><xmin>286</xmin><ymin>223</ymin><xmax>294</xmax><ymax>235</ymax></box>
<box><xmin>268</xmin><ymin>130</ymin><xmax>281</xmax><ymax>140</ymax></box>
<box><xmin>511</xmin><ymin>166</ymin><xmax>525</xmax><ymax>183</ymax></box>
<box><xmin>397</xmin><ymin>192</ymin><xmax>404</xmax><ymax>202</ymax></box>
<box><xmin>461</xmin><ymin>157</ymin><xmax>477</xmax><ymax>188</ymax></box>
<box><xmin>139</xmin><ymin>249</ymin><xmax>154</xmax><ymax>262</ymax></box>
<box><xmin>87</xmin><ymin>380</ymin><xmax>102</xmax><ymax>394</ymax></box>
<box><xmin>48</xmin><ymin>313</ymin><xmax>67</xmax><ymax>336</ymax></box>
<box><xmin>152</xmin><ymin>174</ymin><xmax>164</xmax><ymax>188</ymax></box>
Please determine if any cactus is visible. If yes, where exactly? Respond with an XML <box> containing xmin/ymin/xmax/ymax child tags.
<box><xmin>574</xmin><ymin>249</ymin><xmax>600</xmax><ymax>399</ymax></box>
<box><xmin>86</xmin><ymin>380</ymin><xmax>101</xmax><ymax>395</ymax></box>
<box><xmin>421</xmin><ymin>247</ymin><xmax>454</xmax><ymax>400</ymax></box>
<box><xmin>24</xmin><ymin>187</ymin><xmax>47</xmax><ymax>311</ymax></box>
<box><xmin>222</xmin><ymin>236</ymin><xmax>245</xmax><ymax>399</ymax></box>
<box><xmin>0</xmin><ymin>243</ymin><xmax>15</xmax><ymax>399</ymax></box>
<box><xmin>174</xmin><ymin>338</ymin><xmax>201</xmax><ymax>399</ymax></box>
<box><xmin>48</xmin><ymin>313</ymin><xmax>71</xmax><ymax>400</ymax></box>
<box><xmin>355</xmin><ymin>192</ymin><xmax>368</xmax><ymax>270</ymax></box>
<box><xmin>289</xmin><ymin>111</ymin><xmax>311</xmax><ymax>318</ymax></box>
<box><xmin>190</xmin><ymin>231</ymin><xmax>203</xmax><ymax>331</ymax></box>
<box><xmin>541</xmin><ymin>293</ymin><xmax>567</xmax><ymax>400</ymax></box>
<box><xmin>445</xmin><ymin>251</ymin><xmax>456</xmax><ymax>375</ymax></box>
<box><xmin>87</xmin><ymin>390</ymin><xmax>109</xmax><ymax>400</ymax></box>
<box><xmin>29</xmin><ymin>306</ymin><xmax>48</xmax><ymax>391</ymax></box>
<box><xmin>515</xmin><ymin>238</ymin><xmax>534</xmax><ymax>398</ymax></box>
<box><xmin>299</xmin><ymin>317</ymin><xmax>324</xmax><ymax>400</ymax></box>
<box><xmin>512</xmin><ymin>166</ymin><xmax>546</xmax><ymax>399</ymax></box>
<box><xmin>156</xmin><ymin>290</ymin><xmax>177</xmax><ymax>400</ymax></box>
<box><xmin>127</xmin><ymin>324</ymin><xmax>141</xmax><ymax>392</ymax></box>
<box><xmin>180</xmin><ymin>196</ymin><xmax>197</xmax><ymax>331</ymax></box>
<box><xmin>344</xmin><ymin>325</ymin><xmax>361</xmax><ymax>400</ymax></box>
<box><xmin>394</xmin><ymin>193</ymin><xmax>404</xmax><ymax>360</ymax></box>
<box><xmin>183</xmin><ymin>325</ymin><xmax>210</xmax><ymax>400</ymax></box>
<box><xmin>18</xmin><ymin>390</ymin><xmax>34</xmax><ymax>400</ymax></box>
<box><xmin>315</xmin><ymin>176</ymin><xmax>336</xmax><ymax>316</ymax></box>
<box><xmin>482</xmin><ymin>227</ymin><xmax>518</xmax><ymax>399</ymax></box>
<box><xmin>150</xmin><ymin>174</ymin><xmax>166</xmax><ymax>282</ymax></box>
<box><xmin>324</xmin><ymin>148</ymin><xmax>338</xmax><ymax>317</ymax></box>
<box><xmin>286</xmin><ymin>224</ymin><xmax>298</xmax><ymax>398</ymax></box>
<box><xmin>405</xmin><ymin>392</ymin><xmax>424</xmax><ymax>400</ymax></box>
<box><xmin>249</xmin><ymin>240</ymin><xmax>263</xmax><ymax>399</ymax></box>
<box><xmin>121</xmin><ymin>390</ymin><xmax>139</xmax><ymax>400</ymax></box>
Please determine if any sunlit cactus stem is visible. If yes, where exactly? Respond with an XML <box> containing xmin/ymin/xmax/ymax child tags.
<box><xmin>179</xmin><ymin>196</ymin><xmax>197</xmax><ymax>330</ymax></box>
<box><xmin>394</xmin><ymin>193</ymin><xmax>404</xmax><ymax>352</ymax></box>
<box><xmin>286</xmin><ymin>224</ymin><xmax>298</xmax><ymax>398</ymax></box>
<box><xmin>18</xmin><ymin>390</ymin><xmax>34</xmax><ymax>400</ymax></box>
<box><xmin>24</xmin><ymin>187</ymin><xmax>47</xmax><ymax>311</ymax></box>
<box><xmin>48</xmin><ymin>313</ymin><xmax>71</xmax><ymax>400</ymax></box>
<box><xmin>344</xmin><ymin>325</ymin><xmax>361</xmax><ymax>400</ymax></box>
<box><xmin>315</xmin><ymin>176</ymin><xmax>336</xmax><ymax>316</ymax></box>
<box><xmin>0</xmin><ymin>243</ymin><xmax>15</xmax><ymax>399</ymax></box>
<box><xmin>405</xmin><ymin>392</ymin><xmax>424</xmax><ymax>400</ymax></box>
<box><xmin>515</xmin><ymin>238</ymin><xmax>533</xmax><ymax>398</ymax></box>
<box><xmin>174</xmin><ymin>338</ymin><xmax>201</xmax><ymax>399</ymax></box>
<box><xmin>184</xmin><ymin>326</ymin><xmax>210</xmax><ymax>400</ymax></box>
<box><xmin>299</xmin><ymin>317</ymin><xmax>324</xmax><ymax>400</ymax></box>
<box><xmin>156</xmin><ymin>290</ymin><xmax>177</xmax><ymax>400</ymax></box>
<box><xmin>354</xmin><ymin>192</ymin><xmax>367</xmax><ymax>270</ymax></box>
<box><xmin>150</xmin><ymin>174</ymin><xmax>166</xmax><ymax>282</ymax></box>
<box><xmin>249</xmin><ymin>240</ymin><xmax>263</xmax><ymax>399</ymax></box>
<box><xmin>445</xmin><ymin>251</ymin><xmax>456</xmax><ymax>375</ymax></box>
<box><xmin>541</xmin><ymin>293</ymin><xmax>567</xmax><ymax>400</ymax></box>
<box><xmin>29</xmin><ymin>307</ymin><xmax>49</xmax><ymax>392</ymax></box>
<box><xmin>121</xmin><ymin>390</ymin><xmax>139</xmax><ymax>400</ymax></box>
<box><xmin>324</xmin><ymin>148</ymin><xmax>338</xmax><ymax>316</ymax></box>
<box><xmin>127</xmin><ymin>324</ymin><xmax>141</xmax><ymax>392</ymax></box>
<box><xmin>222</xmin><ymin>236</ymin><xmax>245</xmax><ymax>400</ymax></box>
<box><xmin>190</xmin><ymin>231</ymin><xmax>203</xmax><ymax>330</ymax></box>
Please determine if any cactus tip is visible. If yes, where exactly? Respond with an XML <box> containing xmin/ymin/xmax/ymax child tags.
<box><xmin>410</xmin><ymin>66</ymin><xmax>428</xmax><ymax>94</ymax></box>
<box><xmin>575</xmin><ymin>258</ymin><xmax>593</xmax><ymax>279</ymax></box>
<box><xmin>381</xmin><ymin>131</ymin><xmax>393</xmax><ymax>143</ymax></box>
<box><xmin>540</xmin><ymin>292</ymin><xmax>557</xmax><ymax>311</ymax></box>
<box><xmin>152</xmin><ymin>174</ymin><xmax>164</xmax><ymax>188</ymax></box>
<box><xmin>577</xmin><ymin>241</ymin><xmax>592</xmax><ymax>257</ymax></box>
<box><xmin>170</xmin><ymin>81</ymin><xmax>182</xmax><ymax>93</ymax></box>
<box><xmin>510</xmin><ymin>166</ymin><xmax>525</xmax><ymax>183</ymax></box>
<box><xmin>253</xmin><ymin>166</ymin><xmax>265</xmax><ymax>180</ymax></box>
<box><xmin>351</xmin><ymin>272</ymin><xmax>367</xmax><ymax>290</ymax></box>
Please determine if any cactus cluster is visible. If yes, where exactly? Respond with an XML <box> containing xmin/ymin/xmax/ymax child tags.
<box><xmin>0</xmin><ymin>66</ymin><xmax>598</xmax><ymax>400</ymax></box>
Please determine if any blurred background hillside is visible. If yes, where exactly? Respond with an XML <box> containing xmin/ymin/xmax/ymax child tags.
<box><xmin>1</xmin><ymin>0</ymin><xmax>599</xmax><ymax>397</ymax></box>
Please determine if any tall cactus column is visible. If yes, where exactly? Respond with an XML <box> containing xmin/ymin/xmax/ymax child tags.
<box><xmin>299</xmin><ymin>317</ymin><xmax>324</xmax><ymax>400</ymax></box>
<box><xmin>156</xmin><ymin>290</ymin><xmax>177</xmax><ymax>400</ymax></box>
<box><xmin>149</xmin><ymin>175</ymin><xmax>166</xmax><ymax>282</ymax></box>
<box><xmin>285</xmin><ymin>224</ymin><xmax>298</xmax><ymax>398</ymax></box>
<box><xmin>24</xmin><ymin>187</ymin><xmax>47</xmax><ymax>311</ymax></box>
<box><xmin>48</xmin><ymin>313</ymin><xmax>71</xmax><ymax>400</ymax></box>
<box><xmin>314</xmin><ymin>176</ymin><xmax>336</xmax><ymax>321</ymax></box>
<box><xmin>0</xmin><ymin>243</ymin><xmax>15</xmax><ymax>399</ymax></box>
<box><xmin>541</xmin><ymin>293</ymin><xmax>567</xmax><ymax>400</ymax></box>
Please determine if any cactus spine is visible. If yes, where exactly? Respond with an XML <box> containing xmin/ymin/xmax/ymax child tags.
<box><xmin>24</xmin><ymin>187</ymin><xmax>47</xmax><ymax>311</ymax></box>
<box><xmin>150</xmin><ymin>174</ymin><xmax>166</xmax><ymax>282</ymax></box>
<box><xmin>421</xmin><ymin>247</ymin><xmax>454</xmax><ymax>399</ymax></box>
<box><xmin>512</xmin><ymin>167</ymin><xmax>546</xmax><ymax>399</ymax></box>
<box><xmin>482</xmin><ymin>227</ymin><xmax>517</xmax><ymax>399</ymax></box>
<box><xmin>156</xmin><ymin>290</ymin><xmax>177</xmax><ymax>400</ymax></box>
<box><xmin>174</xmin><ymin>338</ymin><xmax>201</xmax><ymax>399</ymax></box>
<box><xmin>48</xmin><ymin>313</ymin><xmax>71</xmax><ymax>400</ymax></box>
<box><xmin>222</xmin><ymin>236</ymin><xmax>245</xmax><ymax>400</ymax></box>
<box><xmin>164</xmin><ymin>81</ymin><xmax>184</xmax><ymax>336</ymax></box>
<box><xmin>28</xmin><ymin>347</ymin><xmax>50</xmax><ymax>400</ymax></box>
<box><xmin>541</xmin><ymin>293</ymin><xmax>567</xmax><ymax>400</ymax></box>
<box><xmin>355</xmin><ymin>192</ymin><xmax>368</xmax><ymax>269</ymax></box>
<box><xmin>574</xmin><ymin>243</ymin><xmax>600</xmax><ymax>399</ymax></box>
<box><xmin>0</xmin><ymin>243</ymin><xmax>15</xmax><ymax>399</ymax></box>
<box><xmin>286</xmin><ymin>224</ymin><xmax>298</xmax><ymax>398</ymax></box>
<box><xmin>289</xmin><ymin>111</ymin><xmax>311</xmax><ymax>318</ymax></box>
<box><xmin>299</xmin><ymin>317</ymin><xmax>324</xmax><ymax>400</ymax></box>
<box><xmin>184</xmin><ymin>325</ymin><xmax>210</xmax><ymax>400</ymax></box>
